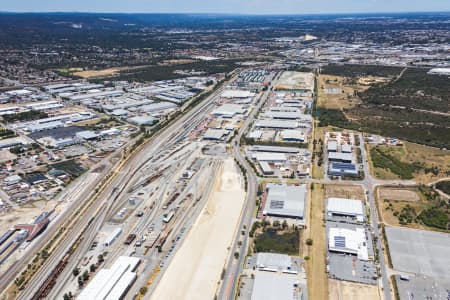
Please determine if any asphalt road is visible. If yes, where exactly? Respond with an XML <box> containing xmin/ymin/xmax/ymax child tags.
<box><xmin>358</xmin><ymin>133</ymin><xmax>392</xmax><ymax>300</ymax></box>
<box><xmin>218</xmin><ymin>76</ymin><xmax>275</xmax><ymax>300</ymax></box>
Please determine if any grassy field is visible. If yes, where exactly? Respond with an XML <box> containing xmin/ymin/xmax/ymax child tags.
<box><xmin>253</xmin><ymin>227</ymin><xmax>300</xmax><ymax>255</ymax></box>
<box><xmin>368</xmin><ymin>142</ymin><xmax>450</xmax><ymax>183</ymax></box>
<box><xmin>50</xmin><ymin>159</ymin><xmax>87</xmax><ymax>177</ymax></box>
<box><xmin>311</xmin><ymin>124</ymin><xmax>325</xmax><ymax>180</ymax></box>
<box><xmin>317</xmin><ymin>75</ymin><xmax>364</xmax><ymax>110</ymax></box>
<box><xmin>306</xmin><ymin>183</ymin><xmax>327</xmax><ymax>300</ymax></box>
<box><xmin>376</xmin><ymin>185</ymin><xmax>449</xmax><ymax>231</ymax></box>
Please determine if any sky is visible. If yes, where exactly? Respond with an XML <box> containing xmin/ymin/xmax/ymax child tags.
<box><xmin>0</xmin><ymin>0</ymin><xmax>449</xmax><ymax>14</ymax></box>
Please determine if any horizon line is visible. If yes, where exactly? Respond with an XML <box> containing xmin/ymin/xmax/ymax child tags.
<box><xmin>1</xmin><ymin>10</ymin><xmax>450</xmax><ymax>16</ymax></box>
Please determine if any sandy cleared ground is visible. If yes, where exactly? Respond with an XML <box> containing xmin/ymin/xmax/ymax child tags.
<box><xmin>306</xmin><ymin>184</ymin><xmax>328</xmax><ymax>300</ymax></box>
<box><xmin>378</xmin><ymin>187</ymin><xmax>420</xmax><ymax>202</ymax></box>
<box><xmin>317</xmin><ymin>75</ymin><xmax>364</xmax><ymax>111</ymax></box>
<box><xmin>325</xmin><ymin>184</ymin><xmax>365</xmax><ymax>201</ymax></box>
<box><xmin>73</xmin><ymin>68</ymin><xmax>120</xmax><ymax>78</ymax></box>
<box><xmin>150</xmin><ymin>158</ymin><xmax>246</xmax><ymax>300</ymax></box>
<box><xmin>328</xmin><ymin>279</ymin><xmax>381</xmax><ymax>300</ymax></box>
<box><xmin>0</xmin><ymin>149</ymin><xmax>17</xmax><ymax>163</ymax></box>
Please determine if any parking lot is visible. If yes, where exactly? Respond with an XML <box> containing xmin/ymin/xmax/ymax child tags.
<box><xmin>385</xmin><ymin>226</ymin><xmax>450</xmax><ymax>278</ymax></box>
<box><xmin>394</xmin><ymin>275</ymin><xmax>450</xmax><ymax>300</ymax></box>
<box><xmin>327</xmin><ymin>221</ymin><xmax>377</xmax><ymax>285</ymax></box>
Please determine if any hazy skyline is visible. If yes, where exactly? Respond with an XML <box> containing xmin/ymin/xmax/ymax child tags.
<box><xmin>1</xmin><ymin>0</ymin><xmax>450</xmax><ymax>14</ymax></box>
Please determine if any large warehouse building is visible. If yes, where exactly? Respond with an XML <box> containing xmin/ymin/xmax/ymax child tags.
<box><xmin>327</xmin><ymin>198</ymin><xmax>365</xmax><ymax>222</ymax></box>
<box><xmin>328</xmin><ymin>227</ymin><xmax>369</xmax><ymax>261</ymax></box>
<box><xmin>251</xmin><ymin>272</ymin><xmax>304</xmax><ymax>300</ymax></box>
<box><xmin>263</xmin><ymin>184</ymin><xmax>306</xmax><ymax>219</ymax></box>
<box><xmin>78</xmin><ymin>256</ymin><xmax>141</xmax><ymax>300</ymax></box>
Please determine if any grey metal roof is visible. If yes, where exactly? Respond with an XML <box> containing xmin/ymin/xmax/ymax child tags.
<box><xmin>251</xmin><ymin>272</ymin><xmax>298</xmax><ymax>300</ymax></box>
<box><xmin>264</xmin><ymin>184</ymin><xmax>306</xmax><ymax>219</ymax></box>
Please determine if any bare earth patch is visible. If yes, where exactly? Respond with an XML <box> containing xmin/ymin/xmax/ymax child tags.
<box><xmin>328</xmin><ymin>279</ymin><xmax>381</xmax><ymax>300</ymax></box>
<box><xmin>150</xmin><ymin>158</ymin><xmax>246</xmax><ymax>300</ymax></box>
<box><xmin>325</xmin><ymin>184</ymin><xmax>365</xmax><ymax>201</ymax></box>
<box><xmin>379</xmin><ymin>187</ymin><xmax>420</xmax><ymax>202</ymax></box>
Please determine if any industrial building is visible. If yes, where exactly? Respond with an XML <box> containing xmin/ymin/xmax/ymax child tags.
<box><xmin>203</xmin><ymin>129</ymin><xmax>229</xmax><ymax>141</ymax></box>
<box><xmin>328</xmin><ymin>227</ymin><xmax>369</xmax><ymax>261</ymax></box>
<box><xmin>252</xmin><ymin>152</ymin><xmax>287</xmax><ymax>163</ymax></box>
<box><xmin>263</xmin><ymin>184</ymin><xmax>306</xmax><ymax>219</ymax></box>
<box><xmin>280</xmin><ymin>130</ymin><xmax>305</xmax><ymax>142</ymax></box>
<box><xmin>254</xmin><ymin>253</ymin><xmax>295</xmax><ymax>272</ymax></box>
<box><xmin>212</xmin><ymin>104</ymin><xmax>247</xmax><ymax>118</ymax></box>
<box><xmin>251</xmin><ymin>272</ymin><xmax>304</xmax><ymax>300</ymax></box>
<box><xmin>78</xmin><ymin>256</ymin><xmax>140</xmax><ymax>300</ymax></box>
<box><xmin>221</xmin><ymin>89</ymin><xmax>255</xmax><ymax>99</ymax></box>
<box><xmin>327</xmin><ymin>198</ymin><xmax>365</xmax><ymax>222</ymax></box>
<box><xmin>127</xmin><ymin>116</ymin><xmax>157</xmax><ymax>126</ymax></box>
<box><xmin>254</xmin><ymin>120</ymin><xmax>298</xmax><ymax>130</ymax></box>
<box><xmin>259</xmin><ymin>161</ymin><xmax>274</xmax><ymax>175</ymax></box>
<box><xmin>328</xmin><ymin>163</ymin><xmax>358</xmax><ymax>177</ymax></box>
<box><xmin>328</xmin><ymin>152</ymin><xmax>353</xmax><ymax>163</ymax></box>
<box><xmin>250</xmin><ymin>145</ymin><xmax>299</xmax><ymax>154</ymax></box>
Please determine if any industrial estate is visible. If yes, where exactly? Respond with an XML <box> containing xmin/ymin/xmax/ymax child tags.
<box><xmin>0</xmin><ymin>11</ymin><xmax>449</xmax><ymax>300</ymax></box>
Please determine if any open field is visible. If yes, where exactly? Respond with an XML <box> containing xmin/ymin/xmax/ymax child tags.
<box><xmin>317</xmin><ymin>75</ymin><xmax>363</xmax><ymax>111</ymax></box>
<box><xmin>73</xmin><ymin>67</ymin><xmax>120</xmax><ymax>78</ymax></box>
<box><xmin>311</xmin><ymin>125</ymin><xmax>326</xmax><ymax>180</ymax></box>
<box><xmin>369</xmin><ymin>142</ymin><xmax>450</xmax><ymax>183</ymax></box>
<box><xmin>150</xmin><ymin>158</ymin><xmax>245</xmax><ymax>300</ymax></box>
<box><xmin>328</xmin><ymin>279</ymin><xmax>381</xmax><ymax>300</ymax></box>
<box><xmin>378</xmin><ymin>187</ymin><xmax>420</xmax><ymax>202</ymax></box>
<box><xmin>376</xmin><ymin>185</ymin><xmax>449</xmax><ymax>231</ymax></box>
<box><xmin>157</xmin><ymin>59</ymin><xmax>197</xmax><ymax>65</ymax></box>
<box><xmin>306</xmin><ymin>184</ymin><xmax>327</xmax><ymax>300</ymax></box>
<box><xmin>325</xmin><ymin>184</ymin><xmax>365</xmax><ymax>201</ymax></box>
<box><xmin>254</xmin><ymin>227</ymin><xmax>300</xmax><ymax>255</ymax></box>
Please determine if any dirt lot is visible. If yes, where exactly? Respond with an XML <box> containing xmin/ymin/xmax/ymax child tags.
<box><xmin>305</xmin><ymin>184</ymin><xmax>328</xmax><ymax>300</ymax></box>
<box><xmin>379</xmin><ymin>187</ymin><xmax>420</xmax><ymax>202</ymax></box>
<box><xmin>375</xmin><ymin>186</ymin><xmax>431</xmax><ymax>230</ymax></box>
<box><xmin>325</xmin><ymin>184</ymin><xmax>366</xmax><ymax>201</ymax></box>
<box><xmin>158</xmin><ymin>59</ymin><xmax>197</xmax><ymax>65</ymax></box>
<box><xmin>150</xmin><ymin>159</ymin><xmax>245</xmax><ymax>300</ymax></box>
<box><xmin>328</xmin><ymin>279</ymin><xmax>381</xmax><ymax>300</ymax></box>
<box><xmin>73</xmin><ymin>68</ymin><xmax>121</xmax><ymax>78</ymax></box>
<box><xmin>317</xmin><ymin>75</ymin><xmax>364</xmax><ymax>111</ymax></box>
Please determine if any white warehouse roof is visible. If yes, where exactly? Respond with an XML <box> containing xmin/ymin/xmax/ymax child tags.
<box><xmin>212</xmin><ymin>104</ymin><xmax>247</xmax><ymax>117</ymax></box>
<box><xmin>255</xmin><ymin>253</ymin><xmax>292</xmax><ymax>270</ymax></box>
<box><xmin>252</xmin><ymin>152</ymin><xmax>287</xmax><ymax>162</ymax></box>
<box><xmin>327</xmin><ymin>198</ymin><xmax>364</xmax><ymax>221</ymax></box>
<box><xmin>221</xmin><ymin>89</ymin><xmax>255</xmax><ymax>99</ymax></box>
<box><xmin>255</xmin><ymin>119</ymin><xmax>298</xmax><ymax>129</ymax></box>
<box><xmin>78</xmin><ymin>256</ymin><xmax>140</xmax><ymax>300</ymax></box>
<box><xmin>251</xmin><ymin>272</ymin><xmax>300</xmax><ymax>300</ymax></box>
<box><xmin>328</xmin><ymin>227</ymin><xmax>369</xmax><ymax>261</ymax></box>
